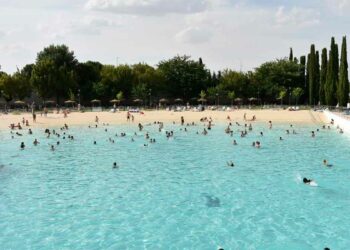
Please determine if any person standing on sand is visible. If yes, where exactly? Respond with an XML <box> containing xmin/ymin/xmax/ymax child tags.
<box><xmin>95</xmin><ymin>116</ymin><xmax>99</xmax><ymax>123</ymax></box>
<box><xmin>181</xmin><ymin>116</ymin><xmax>184</xmax><ymax>126</ymax></box>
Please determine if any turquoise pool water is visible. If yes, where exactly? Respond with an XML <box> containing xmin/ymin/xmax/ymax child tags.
<box><xmin>0</xmin><ymin>122</ymin><xmax>350</xmax><ymax>249</ymax></box>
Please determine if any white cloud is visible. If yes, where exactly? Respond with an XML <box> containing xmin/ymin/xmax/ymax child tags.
<box><xmin>325</xmin><ymin>0</ymin><xmax>350</xmax><ymax>14</ymax></box>
<box><xmin>175</xmin><ymin>26</ymin><xmax>212</xmax><ymax>44</ymax></box>
<box><xmin>275</xmin><ymin>6</ymin><xmax>320</xmax><ymax>28</ymax></box>
<box><xmin>85</xmin><ymin>0</ymin><xmax>209</xmax><ymax>15</ymax></box>
<box><xmin>37</xmin><ymin>15</ymin><xmax>122</xmax><ymax>39</ymax></box>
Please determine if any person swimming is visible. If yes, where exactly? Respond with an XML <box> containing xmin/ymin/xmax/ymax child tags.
<box><xmin>233</xmin><ymin>140</ymin><xmax>237</xmax><ymax>145</ymax></box>
<box><xmin>323</xmin><ymin>159</ymin><xmax>333</xmax><ymax>167</ymax></box>
<box><xmin>303</xmin><ymin>178</ymin><xmax>312</xmax><ymax>184</ymax></box>
<box><xmin>113</xmin><ymin>162</ymin><xmax>118</xmax><ymax>169</ymax></box>
<box><xmin>227</xmin><ymin>161</ymin><xmax>234</xmax><ymax>167</ymax></box>
<box><xmin>50</xmin><ymin>145</ymin><xmax>55</xmax><ymax>151</ymax></box>
<box><xmin>20</xmin><ymin>142</ymin><xmax>25</xmax><ymax>149</ymax></box>
<box><xmin>33</xmin><ymin>139</ymin><xmax>39</xmax><ymax>145</ymax></box>
<box><xmin>279</xmin><ymin>137</ymin><xmax>283</xmax><ymax>140</ymax></box>
<box><xmin>303</xmin><ymin>178</ymin><xmax>317</xmax><ymax>186</ymax></box>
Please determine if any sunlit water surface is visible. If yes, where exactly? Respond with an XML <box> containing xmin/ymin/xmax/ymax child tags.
<box><xmin>1</xmin><ymin>122</ymin><xmax>350</xmax><ymax>249</ymax></box>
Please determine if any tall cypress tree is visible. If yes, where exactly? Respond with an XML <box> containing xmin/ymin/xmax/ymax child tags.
<box><xmin>315</xmin><ymin>51</ymin><xmax>320</xmax><ymax>104</ymax></box>
<box><xmin>319</xmin><ymin>48</ymin><xmax>327</xmax><ymax>105</ymax></box>
<box><xmin>289</xmin><ymin>48</ymin><xmax>293</xmax><ymax>61</ymax></box>
<box><xmin>338</xmin><ymin>36</ymin><xmax>349</xmax><ymax>106</ymax></box>
<box><xmin>325</xmin><ymin>37</ymin><xmax>337</xmax><ymax>105</ymax></box>
<box><xmin>299</xmin><ymin>56</ymin><xmax>306</xmax><ymax>103</ymax></box>
<box><xmin>308</xmin><ymin>45</ymin><xmax>317</xmax><ymax>105</ymax></box>
<box><xmin>306</xmin><ymin>54</ymin><xmax>311</xmax><ymax>103</ymax></box>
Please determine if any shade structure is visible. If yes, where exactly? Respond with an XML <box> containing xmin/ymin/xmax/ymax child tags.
<box><xmin>64</xmin><ymin>100</ymin><xmax>75</xmax><ymax>104</ymax></box>
<box><xmin>133</xmin><ymin>99</ymin><xmax>143</xmax><ymax>103</ymax></box>
<box><xmin>44</xmin><ymin>100</ymin><xmax>55</xmax><ymax>104</ymax></box>
<box><xmin>14</xmin><ymin>100</ymin><xmax>26</xmax><ymax>105</ymax></box>
<box><xmin>174</xmin><ymin>98</ymin><xmax>183</xmax><ymax>102</ymax></box>
<box><xmin>249</xmin><ymin>97</ymin><xmax>258</xmax><ymax>102</ymax></box>
<box><xmin>234</xmin><ymin>98</ymin><xmax>243</xmax><ymax>102</ymax></box>
<box><xmin>159</xmin><ymin>98</ymin><xmax>168</xmax><ymax>103</ymax></box>
<box><xmin>198</xmin><ymin>98</ymin><xmax>207</xmax><ymax>102</ymax></box>
<box><xmin>109</xmin><ymin>99</ymin><xmax>120</xmax><ymax>103</ymax></box>
<box><xmin>91</xmin><ymin>99</ymin><xmax>101</xmax><ymax>103</ymax></box>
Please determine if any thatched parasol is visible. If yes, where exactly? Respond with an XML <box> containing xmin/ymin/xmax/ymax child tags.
<box><xmin>159</xmin><ymin>98</ymin><xmax>168</xmax><ymax>103</ymax></box>
<box><xmin>234</xmin><ymin>98</ymin><xmax>242</xmax><ymax>102</ymax></box>
<box><xmin>64</xmin><ymin>100</ymin><xmax>75</xmax><ymax>104</ymax></box>
<box><xmin>44</xmin><ymin>100</ymin><xmax>55</xmax><ymax>104</ymax></box>
<box><xmin>14</xmin><ymin>100</ymin><xmax>26</xmax><ymax>105</ymax></box>
<box><xmin>174</xmin><ymin>98</ymin><xmax>183</xmax><ymax>102</ymax></box>
<box><xmin>91</xmin><ymin>99</ymin><xmax>101</xmax><ymax>103</ymax></box>
<box><xmin>109</xmin><ymin>99</ymin><xmax>120</xmax><ymax>103</ymax></box>
<box><xmin>249</xmin><ymin>97</ymin><xmax>258</xmax><ymax>102</ymax></box>
<box><xmin>133</xmin><ymin>99</ymin><xmax>143</xmax><ymax>103</ymax></box>
<box><xmin>198</xmin><ymin>98</ymin><xmax>207</xmax><ymax>102</ymax></box>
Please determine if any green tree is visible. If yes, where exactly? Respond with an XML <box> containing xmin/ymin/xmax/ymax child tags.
<box><xmin>227</xmin><ymin>91</ymin><xmax>236</xmax><ymax>106</ymax></box>
<box><xmin>75</xmin><ymin>61</ymin><xmax>102</xmax><ymax>104</ymax></box>
<box><xmin>299</xmin><ymin>55</ymin><xmax>306</xmax><ymax>103</ymax></box>
<box><xmin>278</xmin><ymin>87</ymin><xmax>287</xmax><ymax>105</ymax></box>
<box><xmin>116</xmin><ymin>91</ymin><xmax>124</xmax><ymax>103</ymax></box>
<box><xmin>199</xmin><ymin>90</ymin><xmax>206</xmax><ymax>105</ymax></box>
<box><xmin>132</xmin><ymin>83</ymin><xmax>147</xmax><ymax>101</ymax></box>
<box><xmin>319</xmin><ymin>48</ymin><xmax>327</xmax><ymax>105</ymax></box>
<box><xmin>308</xmin><ymin>44</ymin><xmax>317</xmax><ymax>105</ymax></box>
<box><xmin>292</xmin><ymin>87</ymin><xmax>304</xmax><ymax>106</ymax></box>
<box><xmin>158</xmin><ymin>55</ymin><xmax>210</xmax><ymax>100</ymax></box>
<box><xmin>31</xmin><ymin>45</ymin><xmax>77</xmax><ymax>103</ymax></box>
<box><xmin>315</xmin><ymin>51</ymin><xmax>320</xmax><ymax>104</ymax></box>
<box><xmin>325</xmin><ymin>37</ymin><xmax>338</xmax><ymax>106</ymax></box>
<box><xmin>338</xmin><ymin>36</ymin><xmax>349</xmax><ymax>106</ymax></box>
<box><xmin>289</xmin><ymin>48</ymin><xmax>293</xmax><ymax>61</ymax></box>
<box><xmin>254</xmin><ymin>59</ymin><xmax>300</xmax><ymax>103</ymax></box>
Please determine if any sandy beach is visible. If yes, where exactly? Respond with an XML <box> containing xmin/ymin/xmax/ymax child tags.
<box><xmin>0</xmin><ymin>109</ymin><xmax>326</xmax><ymax>129</ymax></box>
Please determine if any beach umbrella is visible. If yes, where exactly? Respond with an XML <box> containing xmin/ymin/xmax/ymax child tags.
<box><xmin>14</xmin><ymin>100</ymin><xmax>26</xmax><ymax>105</ymax></box>
<box><xmin>44</xmin><ymin>100</ymin><xmax>55</xmax><ymax>104</ymax></box>
<box><xmin>91</xmin><ymin>99</ymin><xmax>101</xmax><ymax>103</ymax></box>
<box><xmin>249</xmin><ymin>97</ymin><xmax>258</xmax><ymax>102</ymax></box>
<box><xmin>197</xmin><ymin>98</ymin><xmax>207</xmax><ymax>102</ymax></box>
<box><xmin>175</xmin><ymin>98</ymin><xmax>183</xmax><ymax>103</ymax></box>
<box><xmin>133</xmin><ymin>99</ymin><xmax>143</xmax><ymax>103</ymax></box>
<box><xmin>234</xmin><ymin>98</ymin><xmax>242</xmax><ymax>103</ymax></box>
<box><xmin>159</xmin><ymin>98</ymin><xmax>168</xmax><ymax>103</ymax></box>
<box><xmin>109</xmin><ymin>99</ymin><xmax>119</xmax><ymax>103</ymax></box>
<box><xmin>64</xmin><ymin>100</ymin><xmax>75</xmax><ymax>104</ymax></box>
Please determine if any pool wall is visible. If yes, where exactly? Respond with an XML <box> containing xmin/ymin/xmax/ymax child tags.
<box><xmin>323</xmin><ymin>110</ymin><xmax>350</xmax><ymax>133</ymax></box>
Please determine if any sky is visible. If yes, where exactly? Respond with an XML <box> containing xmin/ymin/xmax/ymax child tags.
<box><xmin>0</xmin><ymin>0</ymin><xmax>349</xmax><ymax>73</ymax></box>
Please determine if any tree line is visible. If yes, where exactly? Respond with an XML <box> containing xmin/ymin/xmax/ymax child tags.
<box><xmin>0</xmin><ymin>36</ymin><xmax>348</xmax><ymax>107</ymax></box>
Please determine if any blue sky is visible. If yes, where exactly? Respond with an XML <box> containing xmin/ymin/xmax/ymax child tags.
<box><xmin>0</xmin><ymin>0</ymin><xmax>348</xmax><ymax>73</ymax></box>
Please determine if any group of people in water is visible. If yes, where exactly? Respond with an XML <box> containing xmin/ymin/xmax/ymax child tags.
<box><xmin>8</xmin><ymin>112</ymin><xmax>339</xmax><ymax>181</ymax></box>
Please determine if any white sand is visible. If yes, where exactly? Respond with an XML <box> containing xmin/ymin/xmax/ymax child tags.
<box><xmin>0</xmin><ymin>109</ymin><xmax>326</xmax><ymax>129</ymax></box>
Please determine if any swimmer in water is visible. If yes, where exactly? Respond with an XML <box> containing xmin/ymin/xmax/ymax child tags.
<box><xmin>323</xmin><ymin>159</ymin><xmax>333</xmax><ymax>167</ymax></box>
<box><xmin>311</xmin><ymin>131</ymin><xmax>315</xmax><ymax>137</ymax></box>
<box><xmin>303</xmin><ymin>178</ymin><xmax>315</xmax><ymax>185</ymax></box>
<box><xmin>113</xmin><ymin>162</ymin><xmax>118</xmax><ymax>169</ymax></box>
<box><xmin>279</xmin><ymin>137</ymin><xmax>283</xmax><ymax>140</ymax></box>
<box><xmin>20</xmin><ymin>142</ymin><xmax>25</xmax><ymax>149</ymax></box>
<box><xmin>33</xmin><ymin>139</ymin><xmax>39</xmax><ymax>145</ymax></box>
<box><xmin>227</xmin><ymin>161</ymin><xmax>234</xmax><ymax>167</ymax></box>
<box><xmin>94</xmin><ymin>141</ymin><xmax>97</xmax><ymax>145</ymax></box>
<box><xmin>50</xmin><ymin>145</ymin><xmax>55</xmax><ymax>151</ymax></box>
<box><xmin>233</xmin><ymin>140</ymin><xmax>237</xmax><ymax>145</ymax></box>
